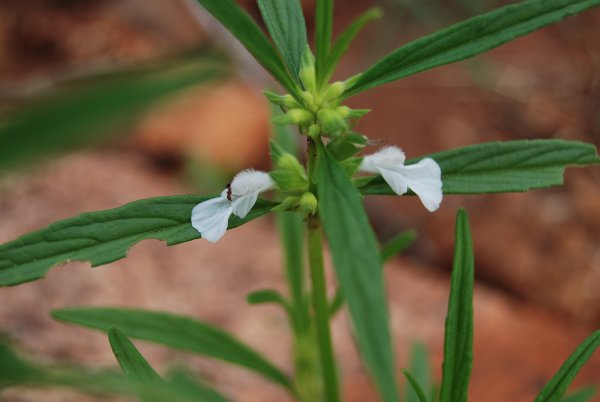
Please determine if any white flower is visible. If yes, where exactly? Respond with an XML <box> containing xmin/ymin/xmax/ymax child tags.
<box><xmin>360</xmin><ymin>146</ymin><xmax>443</xmax><ymax>212</ymax></box>
<box><xmin>191</xmin><ymin>170</ymin><xmax>274</xmax><ymax>242</ymax></box>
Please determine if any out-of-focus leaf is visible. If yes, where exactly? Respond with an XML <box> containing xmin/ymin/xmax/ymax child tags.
<box><xmin>52</xmin><ymin>307</ymin><xmax>293</xmax><ymax>391</ymax></box>
<box><xmin>271</xmin><ymin>106</ymin><xmax>308</xmax><ymax>334</ymax></box>
<box><xmin>193</xmin><ymin>0</ymin><xmax>297</xmax><ymax>93</ymax></box>
<box><xmin>0</xmin><ymin>340</ymin><xmax>36</xmax><ymax>388</ymax></box>
<box><xmin>0</xmin><ymin>50</ymin><xmax>226</xmax><ymax>173</ymax></box>
<box><xmin>110</xmin><ymin>335</ymin><xmax>232</xmax><ymax>402</ymax></box>
<box><xmin>401</xmin><ymin>368</ymin><xmax>428</xmax><ymax>402</ymax></box>
<box><xmin>323</xmin><ymin>8</ymin><xmax>382</xmax><ymax>82</ymax></box>
<box><xmin>257</xmin><ymin>0</ymin><xmax>307</xmax><ymax>83</ymax></box>
<box><xmin>381</xmin><ymin>230</ymin><xmax>417</xmax><ymax>263</ymax></box>
<box><xmin>405</xmin><ymin>342</ymin><xmax>432</xmax><ymax>402</ymax></box>
<box><xmin>0</xmin><ymin>340</ymin><xmax>215</xmax><ymax>401</ymax></box>
<box><xmin>247</xmin><ymin>289</ymin><xmax>290</xmax><ymax>310</ymax></box>
<box><xmin>315</xmin><ymin>142</ymin><xmax>398</xmax><ymax>402</ymax></box>
<box><xmin>561</xmin><ymin>386</ymin><xmax>597</xmax><ymax>402</ymax></box>
<box><xmin>439</xmin><ymin>209</ymin><xmax>474</xmax><ymax>402</ymax></box>
<box><xmin>167</xmin><ymin>370</ymin><xmax>230</xmax><ymax>402</ymax></box>
<box><xmin>315</xmin><ymin>0</ymin><xmax>334</xmax><ymax>82</ymax></box>
<box><xmin>345</xmin><ymin>0</ymin><xmax>600</xmax><ymax>96</ymax></box>
<box><xmin>329</xmin><ymin>230</ymin><xmax>416</xmax><ymax>317</ymax></box>
<box><xmin>108</xmin><ymin>327</ymin><xmax>163</xmax><ymax>402</ymax></box>
<box><xmin>0</xmin><ymin>196</ymin><xmax>277</xmax><ymax>287</ymax></box>
<box><xmin>360</xmin><ymin>140</ymin><xmax>600</xmax><ymax>196</ymax></box>
<box><xmin>534</xmin><ymin>331</ymin><xmax>600</xmax><ymax>402</ymax></box>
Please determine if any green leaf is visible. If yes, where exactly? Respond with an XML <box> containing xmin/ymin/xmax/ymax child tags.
<box><xmin>247</xmin><ymin>289</ymin><xmax>290</xmax><ymax>309</ymax></box>
<box><xmin>405</xmin><ymin>342</ymin><xmax>432</xmax><ymax>402</ymax></box>
<box><xmin>534</xmin><ymin>331</ymin><xmax>600</xmax><ymax>402</ymax></box>
<box><xmin>401</xmin><ymin>369</ymin><xmax>428</xmax><ymax>402</ymax></box>
<box><xmin>345</xmin><ymin>0</ymin><xmax>600</xmax><ymax>97</ymax></box>
<box><xmin>271</xmin><ymin>107</ymin><xmax>309</xmax><ymax>334</ymax></box>
<box><xmin>257</xmin><ymin>0</ymin><xmax>307</xmax><ymax>83</ymax></box>
<box><xmin>315</xmin><ymin>142</ymin><xmax>398</xmax><ymax>402</ymax></box>
<box><xmin>193</xmin><ymin>0</ymin><xmax>297</xmax><ymax>93</ymax></box>
<box><xmin>0</xmin><ymin>195</ymin><xmax>276</xmax><ymax>287</ymax></box>
<box><xmin>323</xmin><ymin>8</ymin><xmax>382</xmax><ymax>82</ymax></box>
<box><xmin>381</xmin><ymin>230</ymin><xmax>417</xmax><ymax>263</ymax></box>
<box><xmin>329</xmin><ymin>230</ymin><xmax>416</xmax><ymax>317</ymax></box>
<box><xmin>0</xmin><ymin>340</ymin><xmax>36</xmax><ymax>387</ymax></box>
<box><xmin>52</xmin><ymin>307</ymin><xmax>293</xmax><ymax>391</ymax></box>
<box><xmin>315</xmin><ymin>0</ymin><xmax>334</xmax><ymax>82</ymax></box>
<box><xmin>276</xmin><ymin>210</ymin><xmax>307</xmax><ymax>328</ymax></box>
<box><xmin>108</xmin><ymin>327</ymin><xmax>163</xmax><ymax>402</ymax></box>
<box><xmin>0</xmin><ymin>340</ymin><xmax>216</xmax><ymax>402</ymax></box>
<box><xmin>327</xmin><ymin>132</ymin><xmax>369</xmax><ymax>162</ymax></box>
<box><xmin>167</xmin><ymin>370</ymin><xmax>230</xmax><ymax>402</ymax></box>
<box><xmin>561</xmin><ymin>387</ymin><xmax>597</xmax><ymax>402</ymax></box>
<box><xmin>0</xmin><ymin>50</ymin><xmax>226</xmax><ymax>173</ymax></box>
<box><xmin>439</xmin><ymin>209</ymin><xmax>474</xmax><ymax>402</ymax></box>
<box><xmin>360</xmin><ymin>140</ymin><xmax>600</xmax><ymax>196</ymax></box>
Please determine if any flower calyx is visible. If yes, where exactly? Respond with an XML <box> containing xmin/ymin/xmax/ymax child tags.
<box><xmin>299</xmin><ymin>192</ymin><xmax>318</xmax><ymax>215</ymax></box>
<box><xmin>269</xmin><ymin>141</ymin><xmax>309</xmax><ymax>195</ymax></box>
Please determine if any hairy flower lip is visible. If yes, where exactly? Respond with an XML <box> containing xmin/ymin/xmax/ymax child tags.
<box><xmin>360</xmin><ymin>146</ymin><xmax>443</xmax><ymax>212</ymax></box>
<box><xmin>191</xmin><ymin>170</ymin><xmax>274</xmax><ymax>242</ymax></box>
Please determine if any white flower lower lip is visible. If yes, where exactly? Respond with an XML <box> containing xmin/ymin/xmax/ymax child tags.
<box><xmin>191</xmin><ymin>195</ymin><xmax>233</xmax><ymax>243</ymax></box>
<box><xmin>191</xmin><ymin>170</ymin><xmax>274</xmax><ymax>243</ymax></box>
<box><xmin>360</xmin><ymin>146</ymin><xmax>443</xmax><ymax>212</ymax></box>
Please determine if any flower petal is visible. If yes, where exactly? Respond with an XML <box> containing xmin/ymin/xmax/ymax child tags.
<box><xmin>379</xmin><ymin>167</ymin><xmax>409</xmax><ymax>195</ymax></box>
<box><xmin>231</xmin><ymin>170</ymin><xmax>274</xmax><ymax>195</ymax></box>
<box><xmin>191</xmin><ymin>197</ymin><xmax>233</xmax><ymax>243</ymax></box>
<box><xmin>231</xmin><ymin>191</ymin><xmax>259</xmax><ymax>219</ymax></box>
<box><xmin>396</xmin><ymin>158</ymin><xmax>443</xmax><ymax>212</ymax></box>
<box><xmin>360</xmin><ymin>146</ymin><xmax>406</xmax><ymax>173</ymax></box>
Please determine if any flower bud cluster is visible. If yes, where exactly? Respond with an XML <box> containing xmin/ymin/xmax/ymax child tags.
<box><xmin>268</xmin><ymin>142</ymin><xmax>318</xmax><ymax>216</ymax></box>
<box><xmin>267</xmin><ymin>48</ymin><xmax>370</xmax><ymax>138</ymax></box>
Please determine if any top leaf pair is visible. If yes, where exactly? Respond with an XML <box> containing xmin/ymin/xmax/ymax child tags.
<box><xmin>195</xmin><ymin>0</ymin><xmax>600</xmax><ymax>99</ymax></box>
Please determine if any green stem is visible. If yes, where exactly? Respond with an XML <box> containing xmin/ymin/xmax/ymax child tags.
<box><xmin>306</xmin><ymin>137</ymin><xmax>340</xmax><ymax>402</ymax></box>
<box><xmin>308</xmin><ymin>215</ymin><xmax>340</xmax><ymax>402</ymax></box>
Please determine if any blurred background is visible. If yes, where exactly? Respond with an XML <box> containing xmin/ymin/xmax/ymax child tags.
<box><xmin>0</xmin><ymin>0</ymin><xmax>599</xmax><ymax>401</ymax></box>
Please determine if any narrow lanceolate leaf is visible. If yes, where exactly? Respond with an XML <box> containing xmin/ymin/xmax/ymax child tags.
<box><xmin>405</xmin><ymin>342</ymin><xmax>432</xmax><ymax>402</ymax></box>
<box><xmin>271</xmin><ymin>106</ymin><xmax>308</xmax><ymax>334</ymax></box>
<box><xmin>534</xmin><ymin>331</ymin><xmax>600</xmax><ymax>402</ymax></box>
<box><xmin>345</xmin><ymin>0</ymin><xmax>600</xmax><ymax>97</ymax></box>
<box><xmin>323</xmin><ymin>8</ymin><xmax>382</xmax><ymax>82</ymax></box>
<box><xmin>246</xmin><ymin>289</ymin><xmax>290</xmax><ymax>310</ymax></box>
<box><xmin>381</xmin><ymin>230</ymin><xmax>417</xmax><ymax>263</ymax></box>
<box><xmin>194</xmin><ymin>0</ymin><xmax>297</xmax><ymax>93</ymax></box>
<box><xmin>316</xmin><ymin>142</ymin><xmax>398</xmax><ymax>402</ymax></box>
<box><xmin>561</xmin><ymin>387</ymin><xmax>597</xmax><ymax>402</ymax></box>
<box><xmin>168</xmin><ymin>370</ymin><xmax>231</xmax><ymax>402</ymax></box>
<box><xmin>0</xmin><ymin>340</ymin><xmax>226</xmax><ymax>402</ymax></box>
<box><xmin>257</xmin><ymin>0</ymin><xmax>307</xmax><ymax>83</ymax></box>
<box><xmin>360</xmin><ymin>140</ymin><xmax>600</xmax><ymax>196</ymax></box>
<box><xmin>0</xmin><ymin>196</ymin><xmax>276</xmax><ymax>287</ymax></box>
<box><xmin>0</xmin><ymin>51</ymin><xmax>225</xmax><ymax>173</ymax></box>
<box><xmin>108</xmin><ymin>328</ymin><xmax>163</xmax><ymax>402</ymax></box>
<box><xmin>315</xmin><ymin>0</ymin><xmax>334</xmax><ymax>82</ymax></box>
<box><xmin>401</xmin><ymin>369</ymin><xmax>428</xmax><ymax>402</ymax></box>
<box><xmin>52</xmin><ymin>308</ymin><xmax>293</xmax><ymax>391</ymax></box>
<box><xmin>439</xmin><ymin>210</ymin><xmax>474</xmax><ymax>402</ymax></box>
